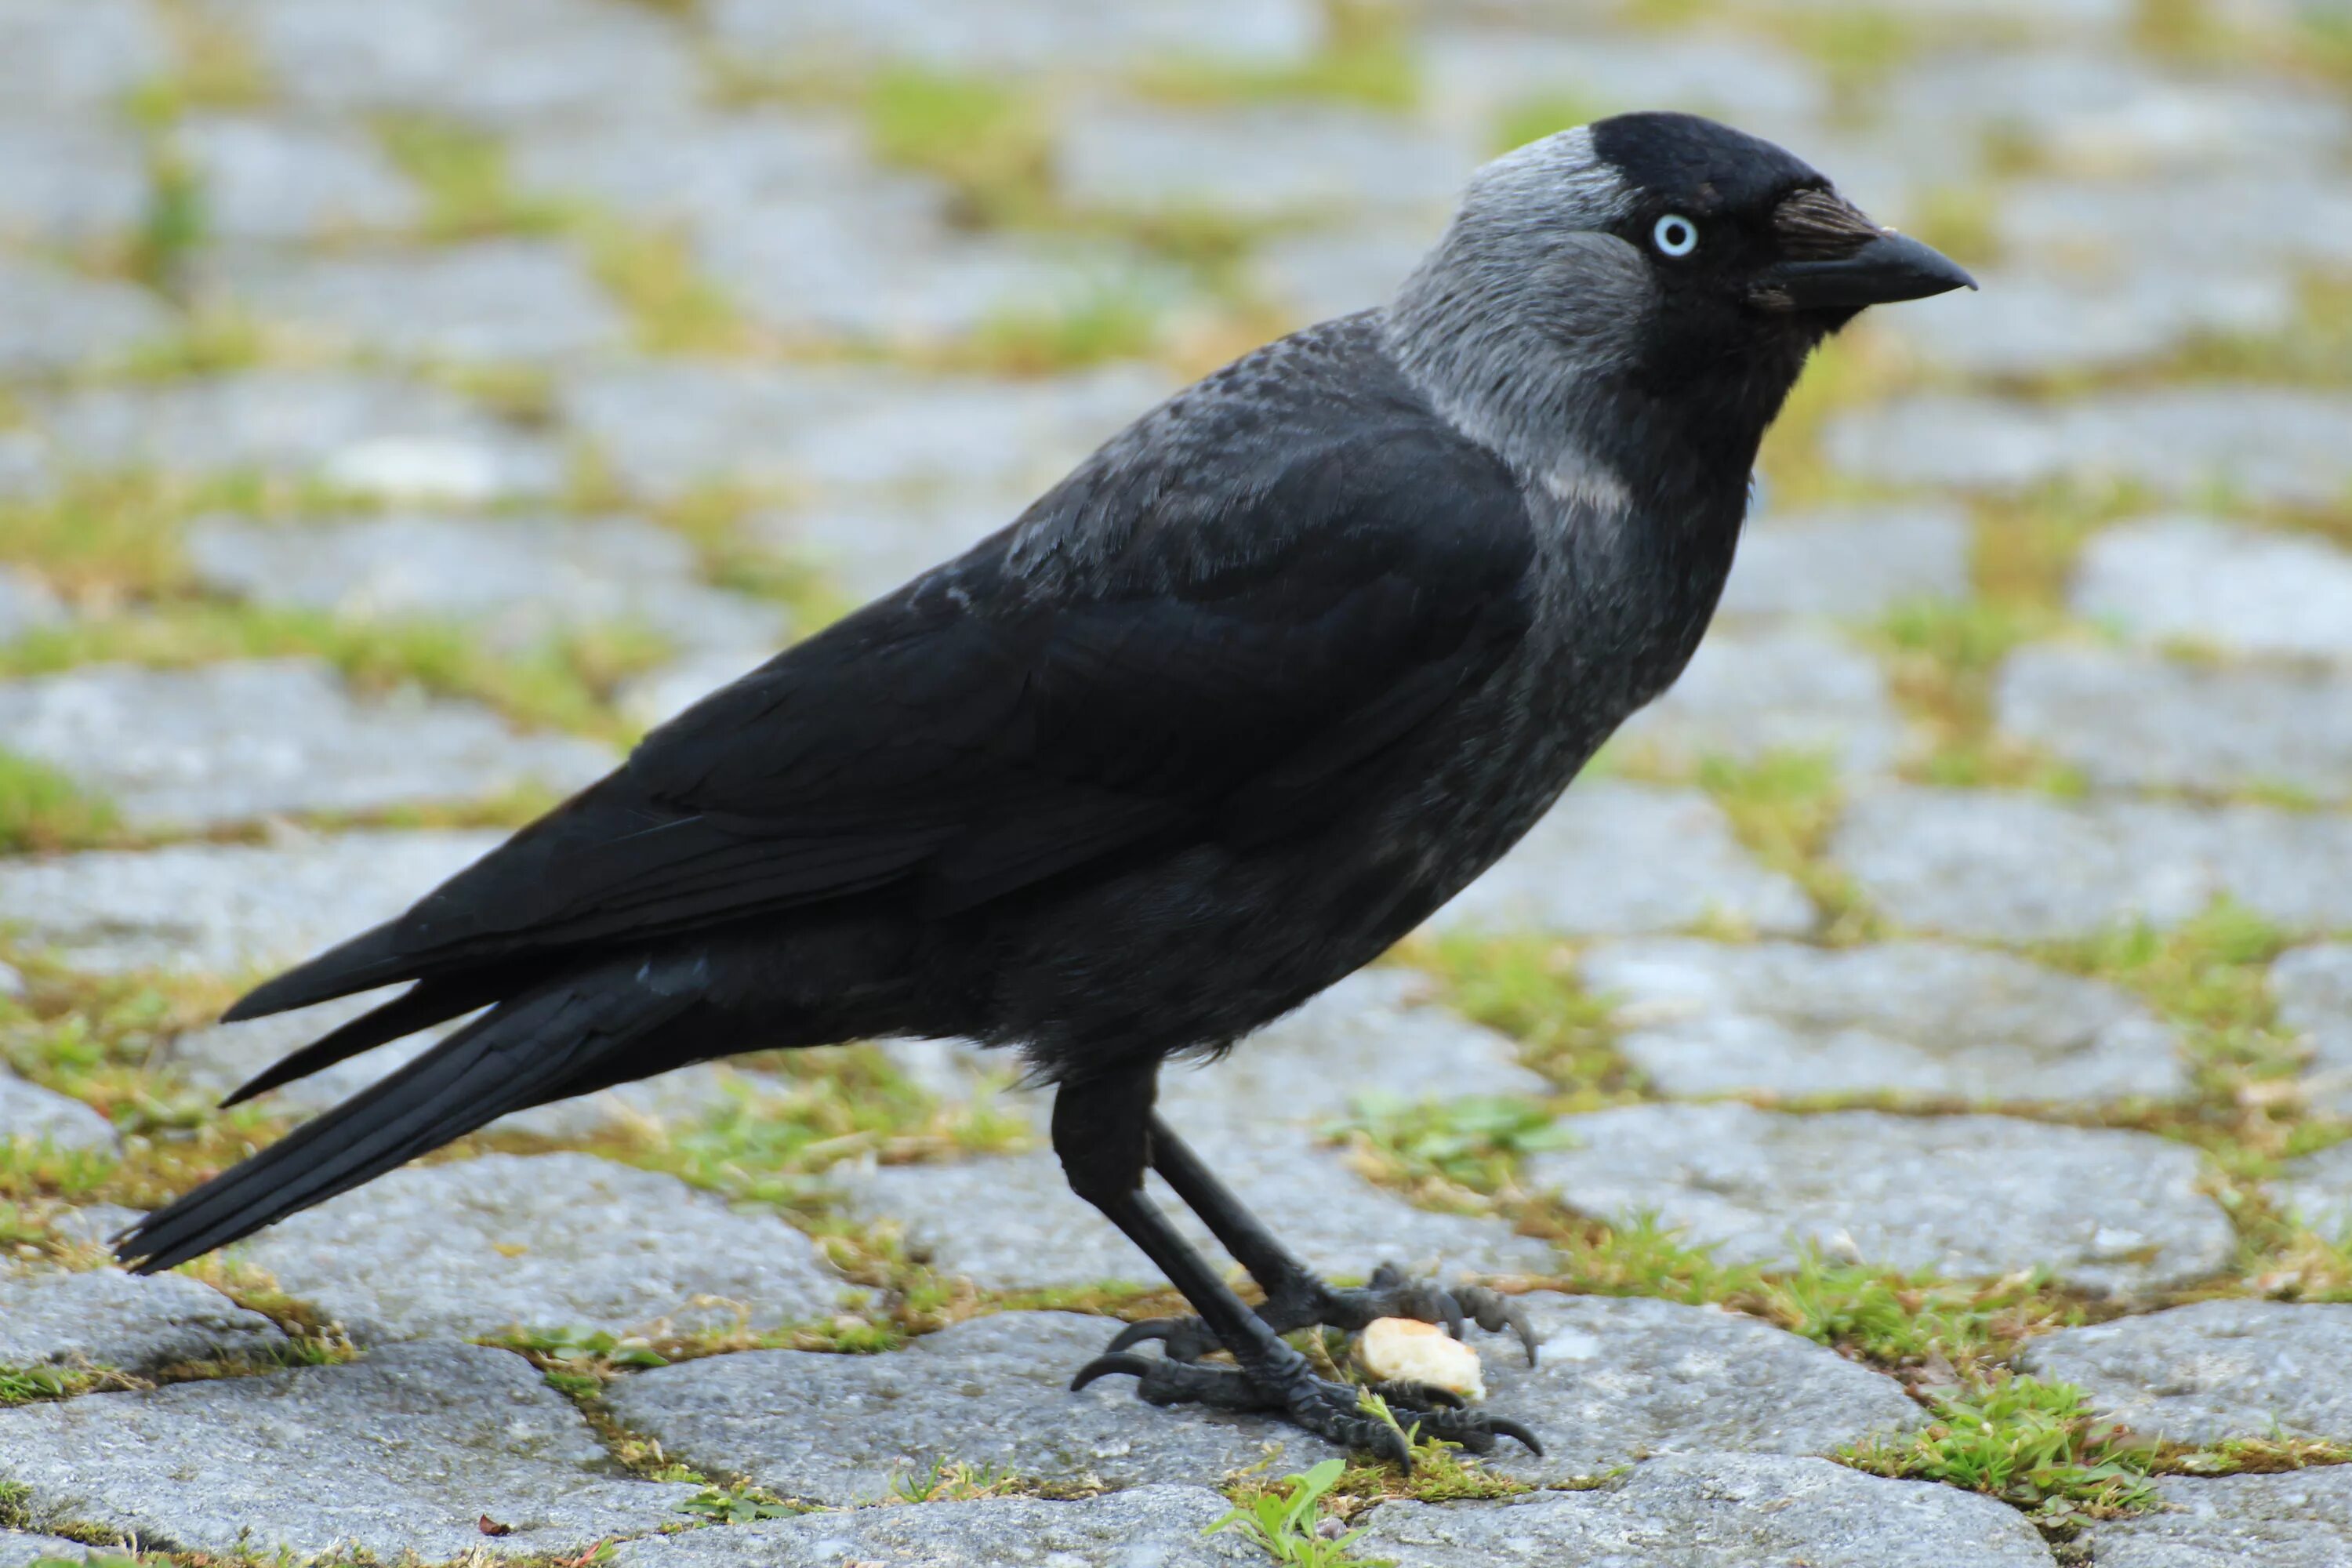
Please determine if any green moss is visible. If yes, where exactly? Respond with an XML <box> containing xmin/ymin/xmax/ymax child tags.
<box><xmin>0</xmin><ymin>750</ymin><xmax>119</xmax><ymax>854</ymax></box>
<box><xmin>1492</xmin><ymin>93</ymin><xmax>1612</xmax><ymax>158</ymax></box>
<box><xmin>1841</xmin><ymin>1374</ymin><xmax>2158</xmax><ymax>1516</ymax></box>
<box><xmin>585</xmin><ymin>222</ymin><xmax>756</xmax><ymax>358</ymax></box>
<box><xmin>1396</xmin><ymin>934</ymin><xmax>1632</xmax><ymax>1101</ymax></box>
<box><xmin>1697</xmin><ymin>750</ymin><xmax>1876</xmax><ymax>941</ymax></box>
<box><xmin>1134</xmin><ymin>31</ymin><xmax>1417</xmax><ymax>115</ymax></box>
<box><xmin>1776</xmin><ymin>9</ymin><xmax>1916</xmax><ymax>120</ymax></box>
<box><xmin>864</xmin><ymin>70</ymin><xmax>1052</xmax><ymax>227</ymax></box>
<box><xmin>0</xmin><ymin>1363</ymin><xmax>128</xmax><ymax>1406</ymax></box>
<box><xmin>376</xmin><ymin>116</ymin><xmax>568</xmax><ymax>241</ymax></box>
<box><xmin>129</xmin><ymin>145</ymin><xmax>208</xmax><ymax>300</ymax></box>
<box><xmin>954</xmin><ymin>286</ymin><xmax>1166</xmax><ymax>375</ymax></box>
<box><xmin>1331</xmin><ymin>1094</ymin><xmax>1574</xmax><ymax>1194</ymax></box>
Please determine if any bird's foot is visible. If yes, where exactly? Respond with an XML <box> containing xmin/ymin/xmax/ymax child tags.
<box><xmin>1104</xmin><ymin>1261</ymin><xmax>1537</xmax><ymax>1366</ymax></box>
<box><xmin>1071</xmin><ymin>1349</ymin><xmax>1541</xmax><ymax>1467</ymax></box>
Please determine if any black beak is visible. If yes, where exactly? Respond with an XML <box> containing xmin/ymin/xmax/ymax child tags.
<box><xmin>1750</xmin><ymin>187</ymin><xmax>1976</xmax><ymax>314</ymax></box>
<box><xmin>1753</xmin><ymin>232</ymin><xmax>1977</xmax><ymax>312</ymax></box>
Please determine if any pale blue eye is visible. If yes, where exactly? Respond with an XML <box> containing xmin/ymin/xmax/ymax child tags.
<box><xmin>1652</xmin><ymin>213</ymin><xmax>1699</xmax><ymax>256</ymax></box>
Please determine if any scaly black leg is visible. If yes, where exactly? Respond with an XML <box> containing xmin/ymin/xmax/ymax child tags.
<box><xmin>1104</xmin><ymin>1114</ymin><xmax>1538</xmax><ymax>1367</ymax></box>
<box><xmin>1052</xmin><ymin>1071</ymin><xmax>1539</xmax><ymax>1465</ymax></box>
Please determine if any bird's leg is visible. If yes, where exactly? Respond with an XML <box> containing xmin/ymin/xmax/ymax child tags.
<box><xmin>1102</xmin><ymin>1114</ymin><xmax>1537</xmax><ymax>1367</ymax></box>
<box><xmin>1054</xmin><ymin>1071</ymin><xmax>1538</xmax><ymax>1464</ymax></box>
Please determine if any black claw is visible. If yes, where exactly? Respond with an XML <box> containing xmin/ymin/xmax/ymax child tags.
<box><xmin>1070</xmin><ymin>1352</ymin><xmax>1156</xmax><ymax>1392</ymax></box>
<box><xmin>1106</xmin><ymin>1318</ymin><xmax>1178</xmax><ymax>1353</ymax></box>
<box><xmin>1485</xmin><ymin>1415</ymin><xmax>1544</xmax><ymax>1455</ymax></box>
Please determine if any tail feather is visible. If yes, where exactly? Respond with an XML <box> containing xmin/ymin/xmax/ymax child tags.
<box><xmin>118</xmin><ymin>972</ymin><xmax>689</xmax><ymax>1274</ymax></box>
<box><xmin>219</xmin><ymin>978</ymin><xmax>500</xmax><ymax>1108</ymax></box>
<box><xmin>220</xmin><ymin>919</ymin><xmax>414</xmax><ymax>1022</ymax></box>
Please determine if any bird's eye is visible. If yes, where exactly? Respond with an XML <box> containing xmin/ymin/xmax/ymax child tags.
<box><xmin>1652</xmin><ymin>213</ymin><xmax>1699</xmax><ymax>257</ymax></box>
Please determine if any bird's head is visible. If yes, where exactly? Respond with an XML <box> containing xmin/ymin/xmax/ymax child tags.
<box><xmin>1388</xmin><ymin>111</ymin><xmax>1973</xmax><ymax>502</ymax></box>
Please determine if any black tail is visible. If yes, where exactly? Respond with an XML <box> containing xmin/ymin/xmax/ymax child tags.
<box><xmin>117</xmin><ymin>968</ymin><xmax>692</xmax><ymax>1274</ymax></box>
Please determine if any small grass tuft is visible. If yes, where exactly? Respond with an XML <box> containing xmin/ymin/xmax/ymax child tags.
<box><xmin>1840</xmin><ymin>1374</ymin><xmax>2158</xmax><ymax>1515</ymax></box>
<box><xmin>677</xmin><ymin>1483</ymin><xmax>807</xmax><ymax>1523</ymax></box>
<box><xmin>1211</xmin><ymin>1457</ymin><xmax>1390</xmax><ymax>1566</ymax></box>
<box><xmin>0</xmin><ymin>750</ymin><xmax>120</xmax><ymax>854</ymax></box>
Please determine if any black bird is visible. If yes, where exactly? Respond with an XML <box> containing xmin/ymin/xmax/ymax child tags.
<box><xmin>118</xmin><ymin>113</ymin><xmax>1972</xmax><ymax>1462</ymax></box>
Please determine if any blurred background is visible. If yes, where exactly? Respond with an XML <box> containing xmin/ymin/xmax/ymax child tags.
<box><xmin>5</xmin><ymin>2</ymin><xmax>2352</xmax><ymax>1546</ymax></box>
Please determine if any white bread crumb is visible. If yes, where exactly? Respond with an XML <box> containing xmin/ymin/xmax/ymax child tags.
<box><xmin>1356</xmin><ymin>1316</ymin><xmax>1486</xmax><ymax>1401</ymax></box>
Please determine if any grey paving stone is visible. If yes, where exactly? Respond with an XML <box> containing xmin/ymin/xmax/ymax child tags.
<box><xmin>42</xmin><ymin>1204</ymin><xmax>143</xmax><ymax>1249</ymax></box>
<box><xmin>1160</xmin><ymin>967</ymin><xmax>1550</xmax><ymax>1138</ymax></box>
<box><xmin>1766</xmin><ymin>0</ymin><xmax>2129</xmax><ymax>24</ymax></box>
<box><xmin>1428</xmin><ymin>782</ymin><xmax>1816</xmax><ymax>938</ymax></box>
<box><xmin>2273</xmin><ymin>1139</ymin><xmax>2352</xmax><ymax>1240</ymax></box>
<box><xmin>0</xmin><ymin>568</ymin><xmax>64</xmax><ymax>643</ymax></box>
<box><xmin>0</xmin><ymin>0</ymin><xmax>168</xmax><ymax>113</ymax></box>
<box><xmin>564</xmin><ymin>361</ymin><xmax>1170</xmax><ymax>501</ymax></box>
<box><xmin>1419</xmin><ymin>29</ymin><xmax>1827</xmax><ymax>147</ymax></box>
<box><xmin>508</xmin><ymin>107</ymin><xmax>899</xmax><ymax>230</ymax></box>
<box><xmin>238</xmin><ymin>1152</ymin><xmax>850</xmax><ymax>1342</ymax></box>
<box><xmin>2016</xmin><ymin>1301</ymin><xmax>2352</xmax><ymax>1446</ymax></box>
<box><xmin>1822</xmin><ymin>388</ymin><xmax>2352</xmax><ymax>507</ymax></box>
<box><xmin>0</xmin><ymin>257</ymin><xmax>170</xmax><ymax>376</ymax></box>
<box><xmin>1057</xmin><ymin>105</ymin><xmax>1466</xmax><ymax>220</ymax></box>
<box><xmin>0</xmin><ymin>1533</ymin><xmax>107</xmax><ymax>1568</ymax></box>
<box><xmin>0</xmin><ymin>1269</ymin><xmax>285</xmax><ymax>1373</ymax></box>
<box><xmin>2087</xmin><ymin>1468</ymin><xmax>2352</xmax><ymax>1567</ymax></box>
<box><xmin>0</xmin><ymin>828</ymin><xmax>501</xmax><ymax>975</ymax></box>
<box><xmin>606</xmin><ymin>1312</ymin><xmax>1353</xmax><ymax>1502</ymax></box>
<box><xmin>1527</xmin><ymin>1103</ymin><xmax>2234</xmax><ymax>1294</ymax></box>
<box><xmin>1718</xmin><ymin>503</ymin><xmax>1973</xmax><ymax>623</ymax></box>
<box><xmin>2276</xmin><ymin>945</ymin><xmax>2352</xmax><ymax>1116</ymax></box>
<box><xmin>1888</xmin><ymin>51</ymin><xmax>2350</xmax><ymax>176</ymax></box>
<box><xmin>172</xmin><ymin>114</ymin><xmax>423</xmax><ymax>241</ymax></box>
<box><xmin>2072</xmin><ymin>516</ymin><xmax>2352</xmax><ymax>664</ymax></box>
<box><xmin>1997</xmin><ymin>644</ymin><xmax>2352</xmax><ymax>800</ymax></box>
<box><xmin>187</xmin><ymin>514</ymin><xmax>786</xmax><ymax>655</ymax></box>
<box><xmin>0</xmin><ymin>430</ymin><xmax>54</xmax><ymax>502</ymax></box>
<box><xmin>607</xmin><ymin>1485</ymin><xmax>1259</xmax><ymax>1568</ymax></box>
<box><xmin>210</xmin><ymin>0</ymin><xmax>701</xmax><ymax>124</ymax></box>
<box><xmin>1881</xmin><ymin>265</ymin><xmax>2296</xmax><ymax>379</ymax></box>
<box><xmin>706</xmin><ymin>0</ymin><xmax>1323</xmax><ymax>70</ymax></box>
<box><xmin>0</xmin><ymin>1341</ymin><xmax>699</xmax><ymax>1558</ymax></box>
<box><xmin>0</xmin><ymin>659</ymin><xmax>613</xmax><ymax>830</ymax></box>
<box><xmin>1582</xmin><ymin>937</ymin><xmax>2187</xmax><ymax>1103</ymax></box>
<box><xmin>0</xmin><ymin>121</ymin><xmax>149</xmax><ymax>243</ymax></box>
<box><xmin>700</xmin><ymin>201</ymin><xmax>1187</xmax><ymax>347</ymax></box>
<box><xmin>27</xmin><ymin>372</ymin><xmax>564</xmax><ymax>503</ymax></box>
<box><xmin>0</xmin><ymin>1074</ymin><xmax>116</xmax><ymax>1154</ymax></box>
<box><xmin>1998</xmin><ymin>172</ymin><xmax>2352</xmax><ymax>274</ymax></box>
<box><xmin>201</xmin><ymin>241</ymin><xmax>629</xmax><ymax>364</ymax></box>
<box><xmin>754</xmin><ymin>489</ymin><xmax>1028</xmax><ymax>604</ymax></box>
<box><xmin>1831</xmin><ymin>786</ymin><xmax>2352</xmax><ymax>938</ymax></box>
<box><xmin>840</xmin><ymin>1134</ymin><xmax>1553</xmax><ymax>1293</ymax></box>
<box><xmin>1247</xmin><ymin>216</ymin><xmax>1443</xmax><ymax>325</ymax></box>
<box><xmin>1468</xmin><ymin>1292</ymin><xmax>1919</xmax><ymax>1484</ymax></box>
<box><xmin>1354</xmin><ymin>1452</ymin><xmax>2057</xmax><ymax>1567</ymax></box>
<box><xmin>1612</xmin><ymin>624</ymin><xmax>1907</xmax><ymax>778</ymax></box>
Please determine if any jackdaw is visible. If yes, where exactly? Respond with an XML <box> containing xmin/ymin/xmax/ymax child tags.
<box><xmin>118</xmin><ymin>113</ymin><xmax>1972</xmax><ymax>1463</ymax></box>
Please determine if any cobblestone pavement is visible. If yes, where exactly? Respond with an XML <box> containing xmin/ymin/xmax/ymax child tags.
<box><xmin>3</xmin><ymin>1</ymin><xmax>2352</xmax><ymax>1564</ymax></box>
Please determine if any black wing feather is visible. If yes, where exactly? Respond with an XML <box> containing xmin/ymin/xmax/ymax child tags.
<box><xmin>229</xmin><ymin>422</ymin><xmax>1535</xmax><ymax>1020</ymax></box>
